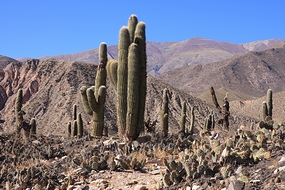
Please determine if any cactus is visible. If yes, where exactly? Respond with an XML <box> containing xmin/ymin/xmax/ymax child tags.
<box><xmin>73</xmin><ymin>120</ymin><xmax>78</xmax><ymax>137</ymax></box>
<box><xmin>67</xmin><ymin>121</ymin><xmax>72</xmax><ymax>137</ymax></box>
<box><xmin>15</xmin><ymin>88</ymin><xmax>35</xmax><ymax>138</ymax></box>
<box><xmin>210</xmin><ymin>86</ymin><xmax>220</xmax><ymax>109</ymax></box>
<box><xmin>188</xmin><ymin>106</ymin><xmax>195</xmax><ymax>133</ymax></box>
<box><xmin>30</xmin><ymin>118</ymin><xmax>36</xmax><ymax>135</ymax></box>
<box><xmin>222</xmin><ymin>93</ymin><xmax>230</xmax><ymax>129</ymax></box>
<box><xmin>180</xmin><ymin>101</ymin><xmax>186</xmax><ymax>134</ymax></box>
<box><xmin>77</xmin><ymin>113</ymin><xmax>83</xmax><ymax>138</ymax></box>
<box><xmin>15</xmin><ymin>88</ymin><xmax>23</xmax><ymax>133</ymax></box>
<box><xmin>161</xmin><ymin>88</ymin><xmax>169</xmax><ymax>137</ymax></box>
<box><xmin>260</xmin><ymin>89</ymin><xmax>274</xmax><ymax>129</ymax></box>
<box><xmin>267</xmin><ymin>89</ymin><xmax>273</xmax><ymax>118</ymax></box>
<box><xmin>80</xmin><ymin>42</ymin><xmax>107</xmax><ymax>136</ymax></box>
<box><xmin>106</xmin><ymin>14</ymin><xmax>146</xmax><ymax>141</ymax></box>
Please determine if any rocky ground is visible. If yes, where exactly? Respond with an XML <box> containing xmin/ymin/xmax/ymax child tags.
<box><xmin>1</xmin><ymin>122</ymin><xmax>285</xmax><ymax>189</ymax></box>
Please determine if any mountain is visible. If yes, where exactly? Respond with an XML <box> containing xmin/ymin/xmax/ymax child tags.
<box><xmin>158</xmin><ymin>42</ymin><xmax>285</xmax><ymax>100</ymax></box>
<box><xmin>0</xmin><ymin>55</ymin><xmax>20</xmax><ymax>69</ymax></box>
<box><xmin>41</xmin><ymin>38</ymin><xmax>283</xmax><ymax>75</ymax></box>
<box><xmin>0</xmin><ymin>59</ymin><xmax>256</xmax><ymax>136</ymax></box>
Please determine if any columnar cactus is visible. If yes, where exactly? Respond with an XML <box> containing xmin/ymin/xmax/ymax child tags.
<box><xmin>161</xmin><ymin>88</ymin><xmax>169</xmax><ymax>137</ymax></box>
<box><xmin>15</xmin><ymin>88</ymin><xmax>23</xmax><ymax>133</ymax></box>
<box><xmin>267</xmin><ymin>89</ymin><xmax>273</xmax><ymax>118</ymax></box>
<box><xmin>80</xmin><ymin>42</ymin><xmax>107</xmax><ymax>136</ymax></box>
<box><xmin>222</xmin><ymin>93</ymin><xmax>230</xmax><ymax>129</ymax></box>
<box><xmin>106</xmin><ymin>14</ymin><xmax>147</xmax><ymax>141</ymax></box>
<box><xmin>77</xmin><ymin>113</ymin><xmax>83</xmax><ymax>138</ymax></box>
<box><xmin>30</xmin><ymin>118</ymin><xmax>36</xmax><ymax>135</ymax></box>
<box><xmin>188</xmin><ymin>105</ymin><xmax>195</xmax><ymax>134</ymax></box>
<box><xmin>262</xmin><ymin>89</ymin><xmax>273</xmax><ymax>121</ymax></box>
<box><xmin>180</xmin><ymin>101</ymin><xmax>186</xmax><ymax>134</ymax></box>
<box><xmin>260</xmin><ymin>89</ymin><xmax>273</xmax><ymax>129</ymax></box>
<box><xmin>15</xmin><ymin>88</ymin><xmax>36</xmax><ymax>138</ymax></box>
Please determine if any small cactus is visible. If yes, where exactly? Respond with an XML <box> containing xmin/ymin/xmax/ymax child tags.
<box><xmin>161</xmin><ymin>88</ymin><xmax>169</xmax><ymax>137</ymax></box>
<box><xmin>188</xmin><ymin>105</ymin><xmax>195</xmax><ymax>134</ymax></box>
<box><xmin>180</xmin><ymin>101</ymin><xmax>186</xmax><ymax>134</ymax></box>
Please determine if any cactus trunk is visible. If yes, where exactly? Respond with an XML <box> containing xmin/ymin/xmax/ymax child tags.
<box><xmin>80</xmin><ymin>42</ymin><xmax>107</xmax><ymax>136</ymax></box>
<box><xmin>107</xmin><ymin>15</ymin><xmax>147</xmax><ymax>142</ymax></box>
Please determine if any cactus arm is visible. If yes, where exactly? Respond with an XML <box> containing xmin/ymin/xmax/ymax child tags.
<box><xmin>87</xmin><ymin>87</ymin><xmax>98</xmax><ymax>112</ymax></box>
<box><xmin>106</xmin><ymin>60</ymin><xmax>118</xmax><ymax>89</ymax></box>
<box><xmin>128</xmin><ymin>14</ymin><xmax>138</xmax><ymax>43</ymax></box>
<box><xmin>80</xmin><ymin>86</ymin><xmax>92</xmax><ymax>115</ymax></box>
<box><xmin>262</xmin><ymin>101</ymin><xmax>268</xmax><ymax>121</ymax></box>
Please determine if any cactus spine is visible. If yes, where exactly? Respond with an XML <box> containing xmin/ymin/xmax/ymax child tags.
<box><xmin>107</xmin><ymin>14</ymin><xmax>147</xmax><ymax>141</ymax></box>
<box><xmin>80</xmin><ymin>42</ymin><xmax>107</xmax><ymax>136</ymax></box>
<box><xmin>161</xmin><ymin>88</ymin><xmax>169</xmax><ymax>137</ymax></box>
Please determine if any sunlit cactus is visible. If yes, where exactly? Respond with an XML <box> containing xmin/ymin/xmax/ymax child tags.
<box><xmin>106</xmin><ymin>14</ymin><xmax>147</xmax><ymax>141</ymax></box>
<box><xmin>80</xmin><ymin>42</ymin><xmax>107</xmax><ymax>136</ymax></box>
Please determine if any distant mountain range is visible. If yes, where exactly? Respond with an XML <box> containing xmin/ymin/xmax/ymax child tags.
<box><xmin>159</xmin><ymin>41</ymin><xmax>285</xmax><ymax>100</ymax></box>
<box><xmin>38</xmin><ymin>38</ymin><xmax>283</xmax><ymax>75</ymax></box>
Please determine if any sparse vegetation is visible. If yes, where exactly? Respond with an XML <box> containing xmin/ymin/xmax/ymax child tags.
<box><xmin>0</xmin><ymin>15</ymin><xmax>285</xmax><ymax>190</ymax></box>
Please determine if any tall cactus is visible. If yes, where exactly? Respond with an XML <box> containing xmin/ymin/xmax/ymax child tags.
<box><xmin>106</xmin><ymin>14</ymin><xmax>147</xmax><ymax>141</ymax></box>
<box><xmin>267</xmin><ymin>89</ymin><xmax>273</xmax><ymax>118</ymax></box>
<box><xmin>161</xmin><ymin>88</ymin><xmax>169</xmax><ymax>137</ymax></box>
<box><xmin>80</xmin><ymin>42</ymin><xmax>107</xmax><ymax>136</ymax></box>
<box><xmin>188</xmin><ymin>105</ymin><xmax>195</xmax><ymax>134</ymax></box>
<box><xmin>15</xmin><ymin>88</ymin><xmax>23</xmax><ymax>133</ymax></box>
<box><xmin>180</xmin><ymin>101</ymin><xmax>186</xmax><ymax>134</ymax></box>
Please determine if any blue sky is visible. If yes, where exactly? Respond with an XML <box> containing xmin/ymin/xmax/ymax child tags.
<box><xmin>1</xmin><ymin>1</ymin><xmax>284</xmax><ymax>58</ymax></box>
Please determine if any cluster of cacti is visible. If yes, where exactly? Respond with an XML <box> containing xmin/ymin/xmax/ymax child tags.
<box><xmin>80</xmin><ymin>42</ymin><xmax>107</xmax><ymax>136</ymax></box>
<box><xmin>157</xmin><ymin>118</ymin><xmax>285</xmax><ymax>188</ymax></box>
<box><xmin>68</xmin><ymin>104</ymin><xmax>83</xmax><ymax>138</ymax></box>
<box><xmin>15</xmin><ymin>88</ymin><xmax>36</xmax><ymax>138</ymax></box>
<box><xmin>259</xmin><ymin>89</ymin><xmax>274</xmax><ymax>129</ymax></box>
<box><xmin>160</xmin><ymin>88</ymin><xmax>169</xmax><ymax>137</ymax></box>
<box><xmin>210</xmin><ymin>87</ymin><xmax>229</xmax><ymax>129</ymax></box>
<box><xmin>106</xmin><ymin>14</ymin><xmax>147</xmax><ymax>142</ymax></box>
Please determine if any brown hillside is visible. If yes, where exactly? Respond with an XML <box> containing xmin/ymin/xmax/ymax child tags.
<box><xmin>0</xmin><ymin>59</ymin><xmax>256</xmax><ymax>136</ymax></box>
<box><xmin>159</xmin><ymin>43</ymin><xmax>285</xmax><ymax>100</ymax></box>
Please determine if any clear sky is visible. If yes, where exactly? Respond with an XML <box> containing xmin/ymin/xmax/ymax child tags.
<box><xmin>1</xmin><ymin>1</ymin><xmax>284</xmax><ymax>59</ymax></box>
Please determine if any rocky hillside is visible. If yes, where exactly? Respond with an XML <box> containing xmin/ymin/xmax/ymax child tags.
<box><xmin>0</xmin><ymin>55</ymin><xmax>20</xmax><ymax>69</ymax></box>
<box><xmin>0</xmin><ymin>59</ymin><xmax>256</xmax><ymax>137</ymax></box>
<box><xmin>41</xmin><ymin>38</ymin><xmax>283</xmax><ymax>75</ymax></box>
<box><xmin>159</xmin><ymin>42</ymin><xmax>285</xmax><ymax>100</ymax></box>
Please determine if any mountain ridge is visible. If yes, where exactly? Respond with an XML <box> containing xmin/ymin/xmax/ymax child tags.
<box><xmin>37</xmin><ymin>38</ymin><xmax>283</xmax><ymax>75</ymax></box>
